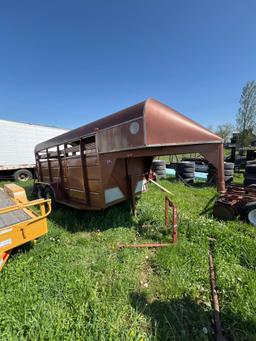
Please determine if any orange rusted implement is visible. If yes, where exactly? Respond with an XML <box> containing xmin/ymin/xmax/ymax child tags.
<box><xmin>0</xmin><ymin>184</ymin><xmax>51</xmax><ymax>271</ymax></box>
<box><xmin>119</xmin><ymin>179</ymin><xmax>178</xmax><ymax>249</ymax></box>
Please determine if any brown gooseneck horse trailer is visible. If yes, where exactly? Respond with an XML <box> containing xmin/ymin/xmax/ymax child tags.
<box><xmin>34</xmin><ymin>98</ymin><xmax>225</xmax><ymax>210</ymax></box>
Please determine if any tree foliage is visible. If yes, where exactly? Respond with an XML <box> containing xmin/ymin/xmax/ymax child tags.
<box><xmin>215</xmin><ymin>123</ymin><xmax>233</xmax><ymax>143</ymax></box>
<box><xmin>236</xmin><ymin>81</ymin><xmax>256</xmax><ymax>146</ymax></box>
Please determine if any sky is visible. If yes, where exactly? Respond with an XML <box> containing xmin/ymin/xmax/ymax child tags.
<box><xmin>0</xmin><ymin>0</ymin><xmax>256</xmax><ymax>130</ymax></box>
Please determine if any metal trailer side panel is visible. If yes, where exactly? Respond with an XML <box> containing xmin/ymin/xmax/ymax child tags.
<box><xmin>0</xmin><ymin>120</ymin><xmax>67</xmax><ymax>167</ymax></box>
<box><xmin>34</xmin><ymin>98</ymin><xmax>225</xmax><ymax>211</ymax></box>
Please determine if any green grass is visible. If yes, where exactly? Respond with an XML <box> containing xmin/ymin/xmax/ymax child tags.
<box><xmin>0</xmin><ymin>179</ymin><xmax>255</xmax><ymax>340</ymax></box>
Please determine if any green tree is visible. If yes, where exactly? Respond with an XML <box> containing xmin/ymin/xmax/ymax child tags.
<box><xmin>215</xmin><ymin>123</ymin><xmax>233</xmax><ymax>143</ymax></box>
<box><xmin>236</xmin><ymin>81</ymin><xmax>256</xmax><ymax>146</ymax></box>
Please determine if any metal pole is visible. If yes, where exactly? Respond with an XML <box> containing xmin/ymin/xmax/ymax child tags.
<box><xmin>208</xmin><ymin>241</ymin><xmax>224</xmax><ymax>341</ymax></box>
<box><xmin>217</xmin><ymin>143</ymin><xmax>225</xmax><ymax>193</ymax></box>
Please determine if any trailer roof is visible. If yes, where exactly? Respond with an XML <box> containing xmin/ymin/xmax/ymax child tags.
<box><xmin>35</xmin><ymin>98</ymin><xmax>222</xmax><ymax>152</ymax></box>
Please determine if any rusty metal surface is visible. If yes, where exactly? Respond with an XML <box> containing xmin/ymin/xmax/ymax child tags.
<box><xmin>144</xmin><ymin>98</ymin><xmax>222</xmax><ymax>146</ymax></box>
<box><xmin>35</xmin><ymin>101</ymin><xmax>145</xmax><ymax>152</ymax></box>
<box><xmin>35</xmin><ymin>98</ymin><xmax>222</xmax><ymax>153</ymax></box>
<box><xmin>215</xmin><ymin>185</ymin><xmax>256</xmax><ymax>217</ymax></box>
<box><xmin>34</xmin><ymin>99</ymin><xmax>225</xmax><ymax>210</ymax></box>
<box><xmin>119</xmin><ymin>195</ymin><xmax>178</xmax><ymax>249</ymax></box>
<box><xmin>208</xmin><ymin>240</ymin><xmax>225</xmax><ymax>341</ymax></box>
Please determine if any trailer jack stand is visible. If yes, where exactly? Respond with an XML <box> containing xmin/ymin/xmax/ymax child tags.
<box><xmin>119</xmin><ymin>191</ymin><xmax>178</xmax><ymax>249</ymax></box>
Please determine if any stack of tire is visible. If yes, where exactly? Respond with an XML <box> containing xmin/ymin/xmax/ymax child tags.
<box><xmin>151</xmin><ymin>160</ymin><xmax>166</xmax><ymax>179</ymax></box>
<box><xmin>224</xmin><ymin>162</ymin><xmax>234</xmax><ymax>184</ymax></box>
<box><xmin>207</xmin><ymin>162</ymin><xmax>234</xmax><ymax>185</ymax></box>
<box><xmin>244</xmin><ymin>164</ymin><xmax>256</xmax><ymax>186</ymax></box>
<box><xmin>176</xmin><ymin>161</ymin><xmax>195</xmax><ymax>183</ymax></box>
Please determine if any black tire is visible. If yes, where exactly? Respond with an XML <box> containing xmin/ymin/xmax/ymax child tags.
<box><xmin>43</xmin><ymin>186</ymin><xmax>57</xmax><ymax>209</ymax></box>
<box><xmin>244</xmin><ymin>176</ymin><xmax>256</xmax><ymax>184</ymax></box>
<box><xmin>207</xmin><ymin>176</ymin><xmax>215</xmax><ymax>185</ymax></box>
<box><xmin>240</xmin><ymin>202</ymin><xmax>256</xmax><ymax>222</ymax></box>
<box><xmin>244</xmin><ymin>175</ymin><xmax>256</xmax><ymax>181</ymax></box>
<box><xmin>245</xmin><ymin>173</ymin><xmax>256</xmax><ymax>179</ymax></box>
<box><xmin>224</xmin><ymin>162</ymin><xmax>234</xmax><ymax>170</ymax></box>
<box><xmin>225</xmin><ymin>176</ymin><xmax>233</xmax><ymax>184</ymax></box>
<box><xmin>155</xmin><ymin>171</ymin><xmax>166</xmax><ymax>176</ymax></box>
<box><xmin>224</xmin><ymin>170</ymin><xmax>233</xmax><ymax>176</ymax></box>
<box><xmin>177</xmin><ymin>162</ymin><xmax>195</xmax><ymax>169</ymax></box>
<box><xmin>180</xmin><ymin>172</ymin><xmax>194</xmax><ymax>178</ymax></box>
<box><xmin>34</xmin><ymin>184</ymin><xmax>44</xmax><ymax>199</ymax></box>
<box><xmin>246</xmin><ymin>160</ymin><xmax>256</xmax><ymax>166</ymax></box>
<box><xmin>245</xmin><ymin>165</ymin><xmax>256</xmax><ymax>175</ymax></box>
<box><xmin>14</xmin><ymin>169</ymin><xmax>33</xmax><ymax>182</ymax></box>
<box><xmin>244</xmin><ymin>178</ymin><xmax>256</xmax><ymax>186</ymax></box>
<box><xmin>213</xmin><ymin>203</ymin><xmax>236</xmax><ymax>221</ymax></box>
<box><xmin>177</xmin><ymin>167</ymin><xmax>195</xmax><ymax>173</ymax></box>
<box><xmin>153</xmin><ymin>165</ymin><xmax>166</xmax><ymax>171</ymax></box>
<box><xmin>152</xmin><ymin>160</ymin><xmax>165</xmax><ymax>166</ymax></box>
<box><xmin>166</xmin><ymin>164</ymin><xmax>176</xmax><ymax>169</ymax></box>
<box><xmin>177</xmin><ymin>175</ymin><xmax>194</xmax><ymax>182</ymax></box>
<box><xmin>195</xmin><ymin>165</ymin><xmax>208</xmax><ymax>173</ymax></box>
<box><xmin>183</xmin><ymin>178</ymin><xmax>194</xmax><ymax>184</ymax></box>
<box><xmin>246</xmin><ymin>184</ymin><xmax>256</xmax><ymax>190</ymax></box>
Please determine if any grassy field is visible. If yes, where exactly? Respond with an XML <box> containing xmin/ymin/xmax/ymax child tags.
<box><xmin>0</xmin><ymin>178</ymin><xmax>255</xmax><ymax>340</ymax></box>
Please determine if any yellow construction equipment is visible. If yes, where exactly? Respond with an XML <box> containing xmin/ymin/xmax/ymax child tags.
<box><xmin>0</xmin><ymin>184</ymin><xmax>51</xmax><ymax>271</ymax></box>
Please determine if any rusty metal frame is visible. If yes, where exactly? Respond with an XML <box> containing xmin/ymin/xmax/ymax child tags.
<box><xmin>36</xmin><ymin>152</ymin><xmax>43</xmax><ymax>181</ymax></box>
<box><xmin>119</xmin><ymin>179</ymin><xmax>178</xmax><ymax>249</ymax></box>
<box><xmin>34</xmin><ymin>98</ymin><xmax>225</xmax><ymax>211</ymax></box>
<box><xmin>119</xmin><ymin>195</ymin><xmax>177</xmax><ymax>248</ymax></box>
<box><xmin>80</xmin><ymin>139</ymin><xmax>90</xmax><ymax>205</ymax></box>
<box><xmin>208</xmin><ymin>239</ymin><xmax>224</xmax><ymax>341</ymax></box>
<box><xmin>57</xmin><ymin>145</ymin><xmax>66</xmax><ymax>198</ymax></box>
<box><xmin>46</xmin><ymin>149</ymin><xmax>53</xmax><ymax>183</ymax></box>
<box><xmin>215</xmin><ymin>185</ymin><xmax>256</xmax><ymax>217</ymax></box>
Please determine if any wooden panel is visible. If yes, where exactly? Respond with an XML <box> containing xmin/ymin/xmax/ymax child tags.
<box><xmin>52</xmin><ymin>176</ymin><xmax>61</xmax><ymax>184</ymax></box>
<box><xmin>67</xmin><ymin>168</ymin><xmax>84</xmax><ymax>190</ymax></box>
<box><xmin>42</xmin><ymin>168</ymin><xmax>50</xmax><ymax>177</ymax></box>
<box><xmin>85</xmin><ymin>154</ymin><xmax>99</xmax><ymax>166</ymax></box>
<box><xmin>68</xmin><ymin>189</ymin><xmax>86</xmax><ymax>201</ymax></box>
<box><xmin>50</xmin><ymin>167</ymin><xmax>60</xmax><ymax>177</ymax></box>
<box><xmin>87</xmin><ymin>180</ymin><xmax>101</xmax><ymax>192</ymax></box>
<box><xmin>89</xmin><ymin>192</ymin><xmax>102</xmax><ymax>207</ymax></box>
<box><xmin>39</xmin><ymin>149</ymin><xmax>104</xmax><ymax>208</ymax></box>
<box><xmin>40</xmin><ymin>161</ymin><xmax>48</xmax><ymax>168</ymax></box>
<box><xmin>66</xmin><ymin>156</ymin><xmax>83</xmax><ymax>167</ymax></box>
<box><xmin>65</xmin><ymin>154</ymin><xmax>99</xmax><ymax>167</ymax></box>
<box><xmin>43</xmin><ymin>176</ymin><xmax>51</xmax><ymax>183</ymax></box>
<box><xmin>87</xmin><ymin>165</ymin><xmax>101</xmax><ymax>180</ymax></box>
<box><xmin>49</xmin><ymin>160</ymin><xmax>59</xmax><ymax>168</ymax></box>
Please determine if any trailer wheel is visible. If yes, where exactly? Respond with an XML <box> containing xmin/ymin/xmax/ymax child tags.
<box><xmin>14</xmin><ymin>169</ymin><xmax>33</xmax><ymax>182</ymax></box>
<box><xmin>44</xmin><ymin>186</ymin><xmax>57</xmax><ymax>209</ymax></box>
<box><xmin>34</xmin><ymin>184</ymin><xmax>44</xmax><ymax>199</ymax></box>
